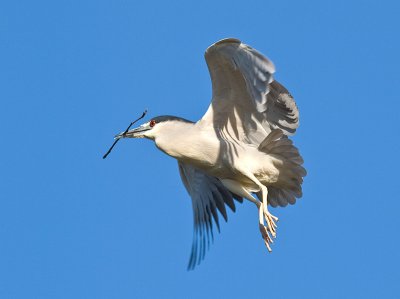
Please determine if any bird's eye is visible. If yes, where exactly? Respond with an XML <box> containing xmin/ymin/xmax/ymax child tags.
<box><xmin>149</xmin><ymin>120</ymin><xmax>156</xmax><ymax>127</ymax></box>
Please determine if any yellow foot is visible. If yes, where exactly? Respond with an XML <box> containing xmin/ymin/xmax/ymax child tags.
<box><xmin>259</xmin><ymin>224</ymin><xmax>273</xmax><ymax>252</ymax></box>
<box><xmin>258</xmin><ymin>203</ymin><xmax>278</xmax><ymax>251</ymax></box>
<box><xmin>264</xmin><ymin>207</ymin><xmax>278</xmax><ymax>238</ymax></box>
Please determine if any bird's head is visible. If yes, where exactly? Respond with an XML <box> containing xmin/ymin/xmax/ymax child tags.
<box><xmin>115</xmin><ymin>115</ymin><xmax>193</xmax><ymax>141</ymax></box>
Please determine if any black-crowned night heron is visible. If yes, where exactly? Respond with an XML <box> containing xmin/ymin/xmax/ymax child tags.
<box><xmin>115</xmin><ymin>38</ymin><xmax>306</xmax><ymax>269</ymax></box>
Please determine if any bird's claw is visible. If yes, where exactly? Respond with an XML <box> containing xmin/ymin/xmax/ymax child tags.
<box><xmin>263</xmin><ymin>206</ymin><xmax>278</xmax><ymax>237</ymax></box>
<box><xmin>258</xmin><ymin>203</ymin><xmax>278</xmax><ymax>251</ymax></box>
<box><xmin>264</xmin><ymin>212</ymin><xmax>278</xmax><ymax>237</ymax></box>
<box><xmin>259</xmin><ymin>224</ymin><xmax>273</xmax><ymax>252</ymax></box>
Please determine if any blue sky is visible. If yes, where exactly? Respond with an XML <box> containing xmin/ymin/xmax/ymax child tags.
<box><xmin>1</xmin><ymin>0</ymin><xmax>400</xmax><ymax>298</ymax></box>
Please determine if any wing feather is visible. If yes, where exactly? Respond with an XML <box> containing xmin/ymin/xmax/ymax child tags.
<box><xmin>178</xmin><ymin>161</ymin><xmax>241</xmax><ymax>270</ymax></box>
<box><xmin>201</xmin><ymin>38</ymin><xmax>299</xmax><ymax>145</ymax></box>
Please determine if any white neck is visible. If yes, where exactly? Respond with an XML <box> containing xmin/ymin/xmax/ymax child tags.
<box><xmin>150</xmin><ymin>120</ymin><xmax>219</xmax><ymax>168</ymax></box>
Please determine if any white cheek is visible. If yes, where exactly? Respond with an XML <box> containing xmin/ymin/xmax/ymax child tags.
<box><xmin>144</xmin><ymin>128</ymin><xmax>156</xmax><ymax>139</ymax></box>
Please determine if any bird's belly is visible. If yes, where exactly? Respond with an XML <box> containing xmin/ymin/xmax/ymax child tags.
<box><xmin>219</xmin><ymin>145</ymin><xmax>281</xmax><ymax>186</ymax></box>
<box><xmin>245</xmin><ymin>150</ymin><xmax>281</xmax><ymax>184</ymax></box>
<box><xmin>156</xmin><ymin>132</ymin><xmax>280</xmax><ymax>185</ymax></box>
<box><xmin>182</xmin><ymin>142</ymin><xmax>280</xmax><ymax>184</ymax></box>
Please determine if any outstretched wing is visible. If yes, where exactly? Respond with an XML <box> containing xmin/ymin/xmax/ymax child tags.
<box><xmin>178</xmin><ymin>161</ymin><xmax>242</xmax><ymax>270</ymax></box>
<box><xmin>200</xmin><ymin>38</ymin><xmax>299</xmax><ymax>145</ymax></box>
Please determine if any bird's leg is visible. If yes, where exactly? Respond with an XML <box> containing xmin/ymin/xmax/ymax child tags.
<box><xmin>238</xmin><ymin>171</ymin><xmax>278</xmax><ymax>250</ymax></box>
<box><xmin>220</xmin><ymin>177</ymin><xmax>276</xmax><ymax>251</ymax></box>
<box><xmin>257</xmin><ymin>201</ymin><xmax>273</xmax><ymax>252</ymax></box>
<box><xmin>259</xmin><ymin>187</ymin><xmax>278</xmax><ymax>238</ymax></box>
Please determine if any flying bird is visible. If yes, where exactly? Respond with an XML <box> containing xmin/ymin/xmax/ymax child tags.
<box><xmin>114</xmin><ymin>38</ymin><xmax>306</xmax><ymax>269</ymax></box>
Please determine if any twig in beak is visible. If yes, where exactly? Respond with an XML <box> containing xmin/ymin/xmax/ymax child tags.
<box><xmin>102</xmin><ymin>109</ymin><xmax>147</xmax><ymax>159</ymax></box>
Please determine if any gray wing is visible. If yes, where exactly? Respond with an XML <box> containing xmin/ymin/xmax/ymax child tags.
<box><xmin>201</xmin><ymin>38</ymin><xmax>299</xmax><ymax>145</ymax></box>
<box><xmin>178</xmin><ymin>161</ymin><xmax>242</xmax><ymax>270</ymax></box>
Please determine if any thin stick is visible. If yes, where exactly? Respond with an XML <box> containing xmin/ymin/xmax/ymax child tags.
<box><xmin>103</xmin><ymin>110</ymin><xmax>147</xmax><ymax>159</ymax></box>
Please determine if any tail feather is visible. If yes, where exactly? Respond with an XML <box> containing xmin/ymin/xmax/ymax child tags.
<box><xmin>277</xmin><ymin>189</ymin><xmax>289</xmax><ymax>207</ymax></box>
<box><xmin>258</xmin><ymin>129</ymin><xmax>306</xmax><ymax>207</ymax></box>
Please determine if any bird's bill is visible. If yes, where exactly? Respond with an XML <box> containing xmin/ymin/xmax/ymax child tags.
<box><xmin>115</xmin><ymin>123</ymin><xmax>151</xmax><ymax>139</ymax></box>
